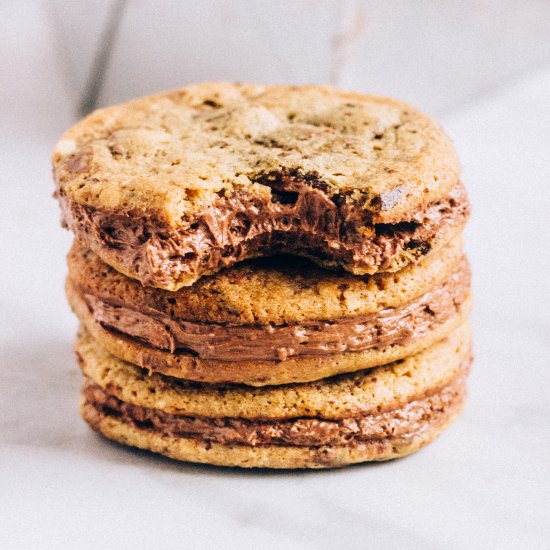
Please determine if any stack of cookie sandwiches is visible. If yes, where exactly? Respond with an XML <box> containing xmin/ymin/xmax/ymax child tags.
<box><xmin>54</xmin><ymin>83</ymin><xmax>472</xmax><ymax>469</ymax></box>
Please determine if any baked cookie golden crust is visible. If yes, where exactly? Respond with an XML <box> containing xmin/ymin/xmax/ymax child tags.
<box><xmin>53</xmin><ymin>83</ymin><xmax>467</xmax><ymax>289</ymax></box>
<box><xmin>78</xmin><ymin>324</ymin><xmax>471</xmax><ymax>469</ymax></box>
<box><xmin>67</xmin><ymin>240</ymin><xmax>471</xmax><ymax>385</ymax></box>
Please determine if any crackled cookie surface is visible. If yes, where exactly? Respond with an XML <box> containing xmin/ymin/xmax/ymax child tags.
<box><xmin>67</xmin><ymin>238</ymin><xmax>471</xmax><ymax>385</ymax></box>
<box><xmin>53</xmin><ymin>83</ymin><xmax>467</xmax><ymax>289</ymax></box>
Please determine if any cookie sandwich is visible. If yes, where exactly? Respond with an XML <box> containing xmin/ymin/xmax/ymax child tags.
<box><xmin>66</xmin><ymin>236</ymin><xmax>470</xmax><ymax>386</ymax></box>
<box><xmin>78</xmin><ymin>323</ymin><xmax>472</xmax><ymax>469</ymax></box>
<box><xmin>54</xmin><ymin>84</ymin><xmax>467</xmax><ymax>290</ymax></box>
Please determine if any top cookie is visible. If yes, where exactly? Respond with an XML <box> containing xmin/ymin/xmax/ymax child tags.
<box><xmin>53</xmin><ymin>83</ymin><xmax>464</xmax><ymax>290</ymax></box>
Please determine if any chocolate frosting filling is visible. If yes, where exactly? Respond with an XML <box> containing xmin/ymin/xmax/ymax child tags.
<box><xmin>78</xmin><ymin>258</ymin><xmax>470</xmax><ymax>362</ymax></box>
<box><xmin>82</xmin><ymin>376</ymin><xmax>466</xmax><ymax>447</ymax></box>
<box><xmin>60</xmin><ymin>178</ymin><xmax>470</xmax><ymax>288</ymax></box>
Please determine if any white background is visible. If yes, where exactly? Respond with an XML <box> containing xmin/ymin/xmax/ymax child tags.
<box><xmin>1</xmin><ymin>2</ymin><xmax>549</xmax><ymax>548</ymax></box>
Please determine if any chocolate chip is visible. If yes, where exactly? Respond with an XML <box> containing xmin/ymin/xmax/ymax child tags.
<box><xmin>202</xmin><ymin>99</ymin><xmax>221</xmax><ymax>108</ymax></box>
<box><xmin>66</xmin><ymin>150</ymin><xmax>93</xmax><ymax>174</ymax></box>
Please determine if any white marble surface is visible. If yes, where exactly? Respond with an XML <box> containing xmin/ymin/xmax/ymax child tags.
<box><xmin>1</xmin><ymin>3</ymin><xmax>549</xmax><ymax>548</ymax></box>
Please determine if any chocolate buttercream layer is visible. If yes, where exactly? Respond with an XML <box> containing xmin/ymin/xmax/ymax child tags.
<box><xmin>60</xmin><ymin>180</ymin><xmax>469</xmax><ymax>290</ymax></box>
<box><xmin>82</xmin><ymin>374</ymin><xmax>467</xmax><ymax>448</ymax></box>
<box><xmin>76</xmin><ymin>257</ymin><xmax>470</xmax><ymax>362</ymax></box>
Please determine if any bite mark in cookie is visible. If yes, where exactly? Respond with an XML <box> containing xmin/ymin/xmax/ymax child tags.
<box><xmin>53</xmin><ymin>83</ymin><xmax>464</xmax><ymax>289</ymax></box>
<box><xmin>59</xmin><ymin>180</ymin><xmax>469</xmax><ymax>289</ymax></box>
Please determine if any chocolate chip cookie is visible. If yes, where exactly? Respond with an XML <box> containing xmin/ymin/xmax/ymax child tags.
<box><xmin>54</xmin><ymin>83</ymin><xmax>468</xmax><ymax>290</ymax></box>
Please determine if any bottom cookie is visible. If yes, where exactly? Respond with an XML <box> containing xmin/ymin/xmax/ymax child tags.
<box><xmin>81</xmin><ymin>388</ymin><xmax>465</xmax><ymax>469</ymax></box>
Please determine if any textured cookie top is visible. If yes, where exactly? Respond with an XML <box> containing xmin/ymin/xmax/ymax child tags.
<box><xmin>67</xmin><ymin>236</ymin><xmax>464</xmax><ymax>324</ymax></box>
<box><xmin>53</xmin><ymin>83</ymin><xmax>460</xmax><ymax>226</ymax></box>
<box><xmin>77</xmin><ymin>322</ymin><xmax>471</xmax><ymax>420</ymax></box>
